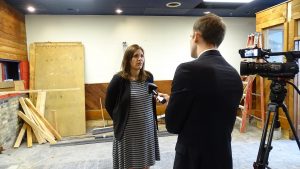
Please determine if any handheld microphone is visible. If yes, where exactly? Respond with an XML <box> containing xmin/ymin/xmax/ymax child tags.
<box><xmin>148</xmin><ymin>83</ymin><xmax>167</xmax><ymax>104</ymax></box>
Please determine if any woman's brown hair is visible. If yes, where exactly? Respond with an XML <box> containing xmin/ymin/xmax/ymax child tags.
<box><xmin>119</xmin><ymin>44</ymin><xmax>149</xmax><ymax>81</ymax></box>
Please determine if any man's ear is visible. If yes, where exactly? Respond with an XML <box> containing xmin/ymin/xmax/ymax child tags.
<box><xmin>194</xmin><ymin>31</ymin><xmax>202</xmax><ymax>43</ymax></box>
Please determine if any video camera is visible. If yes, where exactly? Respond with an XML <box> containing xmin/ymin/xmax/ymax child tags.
<box><xmin>239</xmin><ymin>47</ymin><xmax>300</xmax><ymax>169</ymax></box>
<box><xmin>239</xmin><ymin>47</ymin><xmax>300</xmax><ymax>79</ymax></box>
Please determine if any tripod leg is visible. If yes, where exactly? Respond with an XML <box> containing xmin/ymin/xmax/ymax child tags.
<box><xmin>262</xmin><ymin>107</ymin><xmax>279</xmax><ymax>167</ymax></box>
<box><xmin>254</xmin><ymin>105</ymin><xmax>272</xmax><ymax>169</ymax></box>
<box><xmin>281</xmin><ymin>104</ymin><xmax>300</xmax><ymax>150</ymax></box>
<box><xmin>254</xmin><ymin>103</ymin><xmax>278</xmax><ymax>169</ymax></box>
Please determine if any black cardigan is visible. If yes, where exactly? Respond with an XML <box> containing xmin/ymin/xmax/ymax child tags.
<box><xmin>105</xmin><ymin>72</ymin><xmax>158</xmax><ymax>140</ymax></box>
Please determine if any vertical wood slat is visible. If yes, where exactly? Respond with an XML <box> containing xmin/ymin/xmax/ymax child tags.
<box><xmin>36</xmin><ymin>91</ymin><xmax>47</xmax><ymax>116</ymax></box>
<box><xmin>26</xmin><ymin>125</ymin><xmax>32</xmax><ymax>148</ymax></box>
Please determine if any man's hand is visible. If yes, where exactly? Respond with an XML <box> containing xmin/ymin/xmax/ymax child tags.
<box><xmin>157</xmin><ymin>93</ymin><xmax>170</xmax><ymax>104</ymax></box>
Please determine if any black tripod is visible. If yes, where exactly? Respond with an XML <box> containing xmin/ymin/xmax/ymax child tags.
<box><xmin>253</xmin><ymin>79</ymin><xmax>300</xmax><ymax>169</ymax></box>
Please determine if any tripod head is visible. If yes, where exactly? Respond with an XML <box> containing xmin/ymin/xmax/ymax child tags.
<box><xmin>269</xmin><ymin>79</ymin><xmax>288</xmax><ymax>104</ymax></box>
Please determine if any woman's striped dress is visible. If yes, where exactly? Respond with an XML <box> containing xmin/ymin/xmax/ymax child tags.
<box><xmin>113</xmin><ymin>81</ymin><xmax>160</xmax><ymax>169</ymax></box>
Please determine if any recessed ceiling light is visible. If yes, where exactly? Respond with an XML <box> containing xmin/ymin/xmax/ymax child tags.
<box><xmin>27</xmin><ymin>6</ymin><xmax>35</xmax><ymax>13</ymax></box>
<box><xmin>116</xmin><ymin>8</ymin><xmax>123</xmax><ymax>14</ymax></box>
<box><xmin>166</xmin><ymin>2</ymin><xmax>181</xmax><ymax>8</ymax></box>
<box><xmin>204</xmin><ymin>11</ymin><xmax>211</xmax><ymax>14</ymax></box>
<box><xmin>203</xmin><ymin>0</ymin><xmax>253</xmax><ymax>3</ymax></box>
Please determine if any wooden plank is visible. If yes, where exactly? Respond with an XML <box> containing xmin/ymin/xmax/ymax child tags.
<box><xmin>30</xmin><ymin>124</ymin><xmax>45</xmax><ymax>144</ymax></box>
<box><xmin>288</xmin><ymin>18</ymin><xmax>296</xmax><ymax>52</ymax></box>
<box><xmin>17</xmin><ymin>111</ymin><xmax>57</xmax><ymax>144</ymax></box>
<box><xmin>292</xmin><ymin>2</ymin><xmax>300</xmax><ymax>16</ymax></box>
<box><xmin>25</xmin><ymin>98</ymin><xmax>62</xmax><ymax>140</ymax></box>
<box><xmin>27</xmin><ymin>103</ymin><xmax>56</xmax><ymax>140</ymax></box>
<box><xmin>13</xmin><ymin>123</ymin><xmax>27</xmax><ymax>148</ymax></box>
<box><xmin>0</xmin><ymin>45</ymin><xmax>27</xmax><ymax>56</ymax></box>
<box><xmin>0</xmin><ymin>21</ymin><xmax>26</xmax><ymax>40</ymax></box>
<box><xmin>0</xmin><ymin>37</ymin><xmax>26</xmax><ymax>50</ymax></box>
<box><xmin>0</xmin><ymin>88</ymin><xmax>80</xmax><ymax>94</ymax></box>
<box><xmin>26</xmin><ymin>125</ymin><xmax>32</xmax><ymax>148</ymax></box>
<box><xmin>256</xmin><ymin>13</ymin><xmax>286</xmax><ymax>25</ymax></box>
<box><xmin>20</xmin><ymin>97</ymin><xmax>55</xmax><ymax>141</ymax></box>
<box><xmin>36</xmin><ymin>91</ymin><xmax>47</xmax><ymax>116</ymax></box>
<box><xmin>293</xmin><ymin>12</ymin><xmax>300</xmax><ymax>20</ymax></box>
<box><xmin>0</xmin><ymin>29</ymin><xmax>26</xmax><ymax>44</ymax></box>
<box><xmin>0</xmin><ymin>51</ymin><xmax>26</xmax><ymax>61</ymax></box>
<box><xmin>29</xmin><ymin>44</ymin><xmax>36</xmax><ymax>103</ymax></box>
<box><xmin>0</xmin><ymin>81</ymin><xmax>14</xmax><ymax>88</ymax></box>
<box><xmin>256</xmin><ymin>17</ymin><xmax>286</xmax><ymax>31</ymax></box>
<box><xmin>284</xmin><ymin>22</ymin><xmax>288</xmax><ymax>51</ymax></box>
<box><xmin>19</xmin><ymin>98</ymin><xmax>46</xmax><ymax>144</ymax></box>
<box><xmin>30</xmin><ymin>108</ymin><xmax>56</xmax><ymax>141</ymax></box>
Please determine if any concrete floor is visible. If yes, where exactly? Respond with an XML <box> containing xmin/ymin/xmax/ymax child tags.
<box><xmin>1</xmin><ymin>123</ymin><xmax>300</xmax><ymax>169</ymax></box>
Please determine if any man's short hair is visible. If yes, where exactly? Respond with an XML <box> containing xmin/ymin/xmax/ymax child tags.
<box><xmin>193</xmin><ymin>14</ymin><xmax>226</xmax><ymax>47</ymax></box>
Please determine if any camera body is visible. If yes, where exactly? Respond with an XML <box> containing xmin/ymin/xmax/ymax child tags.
<box><xmin>239</xmin><ymin>47</ymin><xmax>300</xmax><ymax>78</ymax></box>
<box><xmin>240</xmin><ymin>62</ymin><xmax>299</xmax><ymax>78</ymax></box>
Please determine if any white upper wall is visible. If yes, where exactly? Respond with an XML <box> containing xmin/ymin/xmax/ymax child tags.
<box><xmin>25</xmin><ymin>15</ymin><xmax>255</xmax><ymax>83</ymax></box>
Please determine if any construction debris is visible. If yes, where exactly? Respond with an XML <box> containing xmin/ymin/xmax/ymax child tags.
<box><xmin>14</xmin><ymin>97</ymin><xmax>61</xmax><ymax>148</ymax></box>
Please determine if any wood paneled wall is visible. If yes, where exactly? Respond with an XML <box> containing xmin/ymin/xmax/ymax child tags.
<box><xmin>0</xmin><ymin>0</ymin><xmax>27</xmax><ymax>61</ymax></box>
<box><xmin>256</xmin><ymin>3</ymin><xmax>289</xmax><ymax>131</ymax></box>
<box><xmin>255</xmin><ymin>1</ymin><xmax>298</xmax><ymax>137</ymax></box>
<box><xmin>85</xmin><ymin>80</ymin><xmax>172</xmax><ymax>120</ymax></box>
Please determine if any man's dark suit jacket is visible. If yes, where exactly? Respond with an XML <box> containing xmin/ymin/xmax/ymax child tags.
<box><xmin>165</xmin><ymin>50</ymin><xmax>243</xmax><ymax>169</ymax></box>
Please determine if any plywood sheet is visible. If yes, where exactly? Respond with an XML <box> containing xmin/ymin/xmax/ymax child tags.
<box><xmin>30</xmin><ymin>42</ymin><xmax>85</xmax><ymax>136</ymax></box>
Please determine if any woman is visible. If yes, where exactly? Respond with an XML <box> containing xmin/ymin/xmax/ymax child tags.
<box><xmin>105</xmin><ymin>44</ymin><xmax>160</xmax><ymax>169</ymax></box>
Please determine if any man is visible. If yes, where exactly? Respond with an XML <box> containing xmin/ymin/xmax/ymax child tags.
<box><xmin>160</xmin><ymin>14</ymin><xmax>243</xmax><ymax>169</ymax></box>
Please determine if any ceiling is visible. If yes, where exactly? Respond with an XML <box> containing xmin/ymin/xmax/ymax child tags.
<box><xmin>5</xmin><ymin>0</ymin><xmax>286</xmax><ymax>17</ymax></box>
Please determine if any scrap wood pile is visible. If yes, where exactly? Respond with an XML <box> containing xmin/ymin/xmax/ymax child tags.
<box><xmin>14</xmin><ymin>97</ymin><xmax>61</xmax><ymax>148</ymax></box>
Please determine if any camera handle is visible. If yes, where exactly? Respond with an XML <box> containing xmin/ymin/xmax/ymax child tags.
<box><xmin>253</xmin><ymin>80</ymin><xmax>300</xmax><ymax>169</ymax></box>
